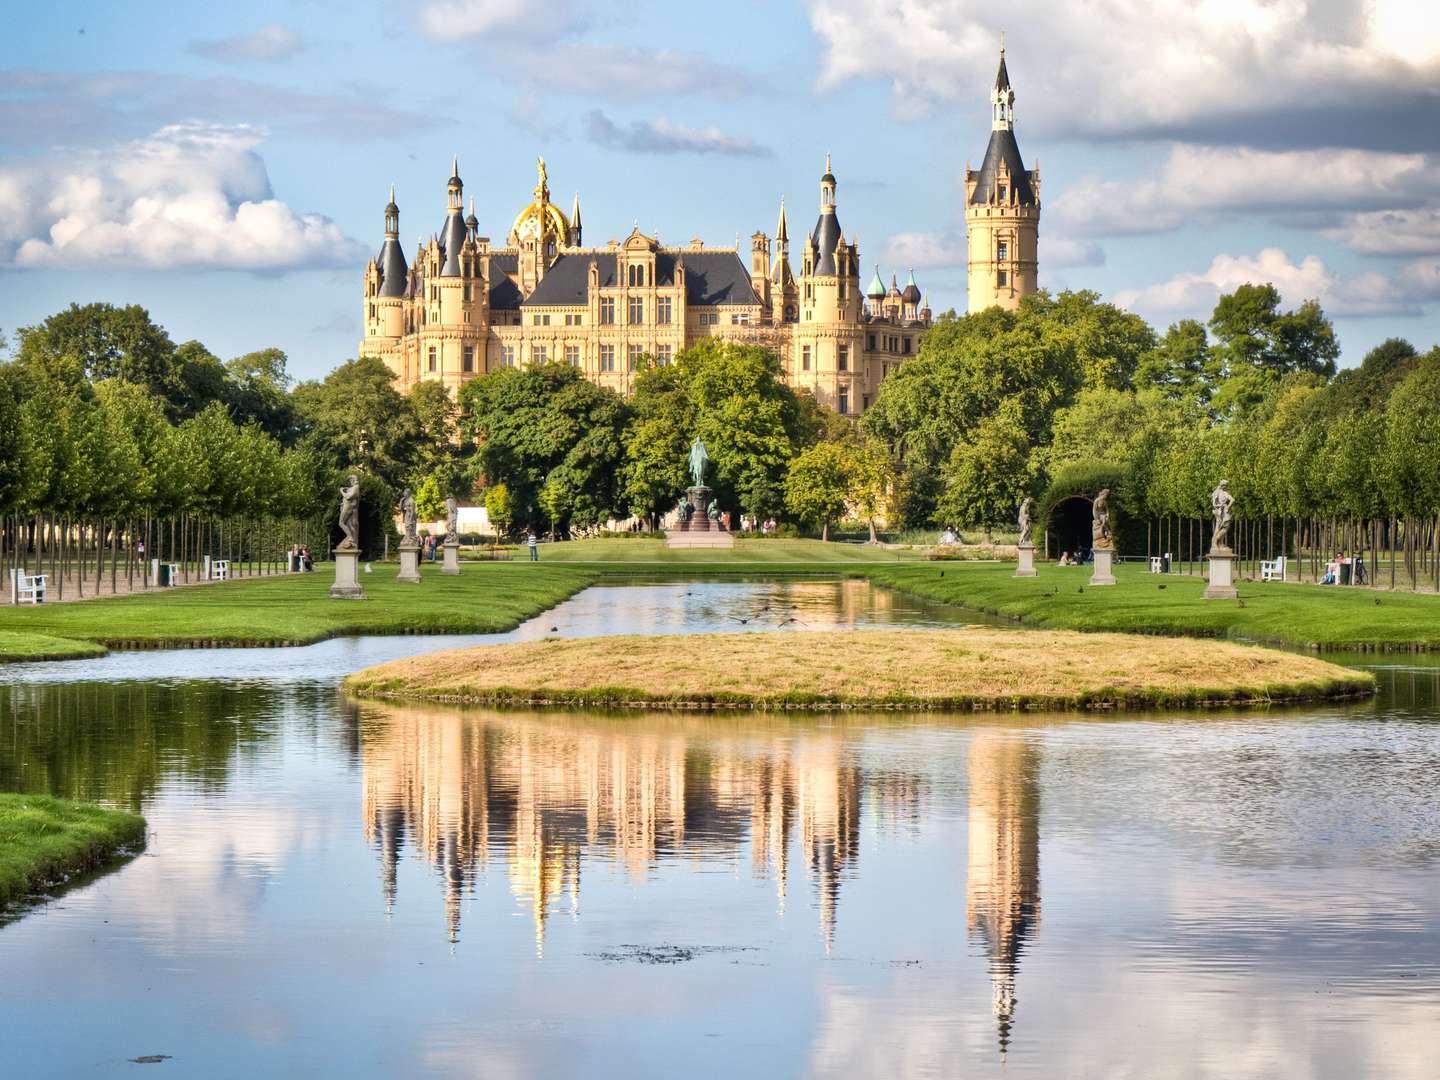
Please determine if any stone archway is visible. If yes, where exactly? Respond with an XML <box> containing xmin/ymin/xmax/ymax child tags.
<box><xmin>1047</xmin><ymin>495</ymin><xmax>1092</xmax><ymax>560</ymax></box>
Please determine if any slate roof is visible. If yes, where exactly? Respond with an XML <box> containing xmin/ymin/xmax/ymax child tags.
<box><xmin>811</xmin><ymin>210</ymin><xmax>843</xmax><ymax>275</ymax></box>
<box><xmin>437</xmin><ymin>211</ymin><xmax>467</xmax><ymax>276</ymax></box>
<box><xmin>488</xmin><ymin>252</ymin><xmax>522</xmax><ymax>310</ymax></box>
<box><xmin>968</xmin><ymin>128</ymin><xmax>1037</xmax><ymax>207</ymax></box>
<box><xmin>521</xmin><ymin>250</ymin><xmax>760</xmax><ymax>307</ymax></box>
<box><xmin>376</xmin><ymin>238</ymin><xmax>408</xmax><ymax>298</ymax></box>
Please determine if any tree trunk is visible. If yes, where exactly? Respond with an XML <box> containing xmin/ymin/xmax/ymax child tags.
<box><xmin>822</xmin><ymin>521</ymin><xmax>829</xmax><ymax>542</ymax></box>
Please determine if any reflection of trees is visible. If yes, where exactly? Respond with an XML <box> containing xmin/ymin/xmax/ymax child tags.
<box><xmin>966</xmin><ymin>729</ymin><xmax>1041</xmax><ymax>1058</ymax></box>
<box><xmin>0</xmin><ymin>681</ymin><xmax>290</xmax><ymax>809</ymax></box>
<box><xmin>359</xmin><ymin>706</ymin><xmax>924</xmax><ymax>951</ymax></box>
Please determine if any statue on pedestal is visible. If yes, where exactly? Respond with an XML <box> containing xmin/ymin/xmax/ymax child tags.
<box><xmin>445</xmin><ymin>493</ymin><xmax>458</xmax><ymax>544</ymax></box>
<box><xmin>399</xmin><ymin>487</ymin><xmax>418</xmax><ymax>545</ymax></box>
<box><xmin>1018</xmin><ymin>497</ymin><xmax>1034</xmax><ymax>547</ymax></box>
<box><xmin>338</xmin><ymin>475</ymin><xmax>361</xmax><ymax>550</ymax></box>
<box><xmin>1211</xmin><ymin>480</ymin><xmax>1234</xmax><ymax>550</ymax></box>
<box><xmin>1091</xmin><ymin>488</ymin><xmax>1112</xmax><ymax>549</ymax></box>
<box><xmin>688</xmin><ymin>438</ymin><xmax>709</xmax><ymax>489</ymax></box>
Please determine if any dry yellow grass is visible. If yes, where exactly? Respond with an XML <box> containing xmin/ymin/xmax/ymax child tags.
<box><xmin>344</xmin><ymin>628</ymin><xmax>1373</xmax><ymax>712</ymax></box>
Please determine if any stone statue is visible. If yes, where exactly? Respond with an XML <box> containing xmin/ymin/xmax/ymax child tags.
<box><xmin>1211</xmin><ymin>479</ymin><xmax>1234</xmax><ymax>550</ymax></box>
<box><xmin>536</xmin><ymin>156</ymin><xmax>547</xmax><ymax>193</ymax></box>
<box><xmin>1091</xmin><ymin>488</ymin><xmax>1113</xmax><ymax>549</ymax></box>
<box><xmin>688</xmin><ymin>438</ymin><xmax>709</xmax><ymax>489</ymax></box>
<box><xmin>707</xmin><ymin>501</ymin><xmax>721</xmax><ymax>522</ymax></box>
<box><xmin>399</xmin><ymin>487</ymin><xmax>418</xmax><ymax>545</ymax></box>
<box><xmin>1018</xmin><ymin>497</ymin><xmax>1034</xmax><ymax>547</ymax></box>
<box><xmin>679</xmin><ymin>499</ymin><xmax>694</xmax><ymax>523</ymax></box>
<box><xmin>444</xmin><ymin>493</ymin><xmax>458</xmax><ymax>544</ymax></box>
<box><xmin>338</xmin><ymin>475</ymin><xmax>361</xmax><ymax>550</ymax></box>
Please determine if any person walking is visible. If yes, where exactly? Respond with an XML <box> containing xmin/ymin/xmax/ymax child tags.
<box><xmin>527</xmin><ymin>530</ymin><xmax>538</xmax><ymax>561</ymax></box>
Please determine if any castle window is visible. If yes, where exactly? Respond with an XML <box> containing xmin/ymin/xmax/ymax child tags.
<box><xmin>463</xmin><ymin>284</ymin><xmax>472</xmax><ymax>302</ymax></box>
<box><xmin>565</xmin><ymin>313</ymin><xmax>583</xmax><ymax>326</ymax></box>
<box><xmin>462</xmin><ymin>346</ymin><xmax>474</xmax><ymax>373</ymax></box>
<box><xmin>565</xmin><ymin>345</ymin><xmax>580</xmax><ymax>367</ymax></box>
<box><xmin>997</xmin><ymin>240</ymin><xmax>1009</xmax><ymax>261</ymax></box>
<box><xmin>502</xmin><ymin>345</ymin><xmax>515</xmax><ymax>368</ymax></box>
<box><xmin>883</xmin><ymin>362</ymin><xmax>890</xmax><ymax>379</ymax></box>
<box><xmin>600</xmin><ymin>297</ymin><xmax>616</xmax><ymax>324</ymax></box>
<box><xmin>657</xmin><ymin>344</ymin><xmax>672</xmax><ymax>366</ymax></box>
<box><xmin>862</xmin><ymin>394</ymin><xmax>869</xmax><ymax>411</ymax></box>
<box><xmin>838</xmin><ymin>389</ymin><xmax>849</xmax><ymax>415</ymax></box>
<box><xmin>997</xmin><ymin>270</ymin><xmax>1008</xmax><ymax>287</ymax></box>
<box><xmin>903</xmin><ymin>337</ymin><xmax>911</xmax><ymax>354</ymax></box>
<box><xmin>867</xmin><ymin>334</ymin><xmax>875</xmax><ymax>350</ymax></box>
<box><xmin>838</xmin><ymin>345</ymin><xmax>849</xmax><ymax>371</ymax></box>
<box><xmin>628</xmin><ymin>344</ymin><xmax>643</xmax><ymax>370</ymax></box>
<box><xmin>997</xmin><ymin>183</ymin><xmax>1007</xmax><ymax>201</ymax></box>
<box><xmin>656</xmin><ymin>296</ymin><xmax>672</xmax><ymax>324</ymax></box>
<box><xmin>628</xmin><ymin>296</ymin><xmax>644</xmax><ymax>324</ymax></box>
<box><xmin>784</xmin><ymin>305</ymin><xmax>796</xmax><ymax>322</ymax></box>
<box><xmin>600</xmin><ymin>345</ymin><xmax>615</xmax><ymax>372</ymax></box>
<box><xmin>533</xmin><ymin>345</ymin><xmax>547</xmax><ymax>364</ymax></box>
<box><xmin>802</xmin><ymin>345</ymin><xmax>812</xmax><ymax>371</ymax></box>
<box><xmin>427</xmin><ymin>346</ymin><xmax>437</xmax><ymax>372</ymax></box>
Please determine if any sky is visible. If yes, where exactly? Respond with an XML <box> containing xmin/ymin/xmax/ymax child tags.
<box><xmin>2</xmin><ymin>0</ymin><xmax>1439</xmax><ymax>380</ymax></box>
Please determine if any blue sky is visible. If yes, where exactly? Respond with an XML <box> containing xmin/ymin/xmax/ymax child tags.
<box><xmin>3</xmin><ymin>0</ymin><xmax>1439</xmax><ymax>379</ymax></box>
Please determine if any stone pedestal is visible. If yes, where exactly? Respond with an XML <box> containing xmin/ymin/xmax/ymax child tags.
<box><xmin>442</xmin><ymin>540</ymin><xmax>460</xmax><ymax>575</ymax></box>
<box><xmin>1205</xmin><ymin>546</ymin><xmax>1238</xmax><ymax>599</ymax></box>
<box><xmin>1089</xmin><ymin>546</ymin><xmax>1117</xmax><ymax>586</ymax></box>
<box><xmin>666</xmin><ymin>484</ymin><xmax>734</xmax><ymax>548</ymax></box>
<box><xmin>1015</xmin><ymin>543</ymin><xmax>1037</xmax><ymax>577</ymax></box>
<box><xmin>396</xmin><ymin>541</ymin><xmax>421</xmax><ymax>584</ymax></box>
<box><xmin>330</xmin><ymin>545</ymin><xmax>366</xmax><ymax>600</ymax></box>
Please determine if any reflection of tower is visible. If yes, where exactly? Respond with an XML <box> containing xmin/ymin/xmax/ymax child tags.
<box><xmin>796</xmin><ymin>742</ymin><xmax>862</xmax><ymax>953</ymax></box>
<box><xmin>966</xmin><ymin>729</ymin><xmax>1040</xmax><ymax>1058</ymax></box>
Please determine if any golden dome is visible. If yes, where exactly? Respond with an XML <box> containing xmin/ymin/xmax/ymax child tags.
<box><xmin>509</xmin><ymin>156</ymin><xmax>571</xmax><ymax>245</ymax></box>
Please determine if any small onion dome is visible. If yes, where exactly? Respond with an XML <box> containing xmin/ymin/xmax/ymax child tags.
<box><xmin>866</xmin><ymin>264</ymin><xmax>887</xmax><ymax>299</ymax></box>
<box><xmin>821</xmin><ymin>153</ymin><xmax>836</xmax><ymax>185</ymax></box>
<box><xmin>901</xmin><ymin>268</ymin><xmax>921</xmax><ymax>304</ymax></box>
<box><xmin>465</xmin><ymin>197</ymin><xmax>478</xmax><ymax>232</ymax></box>
<box><xmin>447</xmin><ymin>155</ymin><xmax>462</xmax><ymax>190</ymax></box>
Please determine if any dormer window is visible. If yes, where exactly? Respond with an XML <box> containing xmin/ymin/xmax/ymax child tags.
<box><xmin>997</xmin><ymin>240</ymin><xmax>1009</xmax><ymax>261</ymax></box>
<box><xmin>997</xmin><ymin>184</ymin><xmax>1007</xmax><ymax>201</ymax></box>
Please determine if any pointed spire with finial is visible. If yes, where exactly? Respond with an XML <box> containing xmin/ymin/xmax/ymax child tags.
<box><xmin>776</xmin><ymin>196</ymin><xmax>788</xmax><ymax>243</ymax></box>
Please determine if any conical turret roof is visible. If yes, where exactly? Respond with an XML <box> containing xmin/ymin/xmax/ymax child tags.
<box><xmin>867</xmin><ymin>264</ymin><xmax>887</xmax><ymax>299</ymax></box>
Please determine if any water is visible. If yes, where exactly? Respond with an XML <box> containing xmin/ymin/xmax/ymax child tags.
<box><xmin>1</xmin><ymin>581</ymin><xmax>1438</xmax><ymax>1078</ymax></box>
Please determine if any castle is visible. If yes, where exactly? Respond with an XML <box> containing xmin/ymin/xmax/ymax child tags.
<box><xmin>361</xmin><ymin>47</ymin><xmax>1038</xmax><ymax>413</ymax></box>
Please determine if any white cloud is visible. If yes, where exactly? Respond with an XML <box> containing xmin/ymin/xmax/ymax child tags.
<box><xmin>418</xmin><ymin>0</ymin><xmax>587</xmax><ymax>42</ymax></box>
<box><xmin>517</xmin><ymin>44</ymin><xmax>753</xmax><ymax>103</ymax></box>
<box><xmin>0</xmin><ymin>123</ymin><xmax>363</xmax><ymax>272</ymax></box>
<box><xmin>584</xmin><ymin>111</ymin><xmax>770</xmax><ymax>158</ymax></box>
<box><xmin>1326</xmin><ymin>208</ymin><xmax>1440</xmax><ymax>256</ymax></box>
<box><xmin>805</xmin><ymin>1</ymin><xmax>1440</xmax><ymax>148</ymax></box>
<box><xmin>1053</xmin><ymin>145</ymin><xmax>1440</xmax><ymax>237</ymax></box>
<box><xmin>1114</xmin><ymin>247</ymin><xmax>1423</xmax><ymax>320</ymax></box>
<box><xmin>188</xmin><ymin>25</ymin><xmax>305</xmax><ymax>63</ymax></box>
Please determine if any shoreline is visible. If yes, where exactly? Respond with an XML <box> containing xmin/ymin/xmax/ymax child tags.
<box><xmin>0</xmin><ymin>794</ymin><xmax>147</xmax><ymax>908</ymax></box>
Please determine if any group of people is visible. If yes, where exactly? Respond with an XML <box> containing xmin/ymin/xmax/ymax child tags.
<box><xmin>740</xmin><ymin>516</ymin><xmax>778</xmax><ymax>534</ymax></box>
<box><xmin>287</xmin><ymin>545</ymin><xmax>314</xmax><ymax>572</ymax></box>
<box><xmin>1055</xmin><ymin>550</ymin><xmax>1092</xmax><ymax>567</ymax></box>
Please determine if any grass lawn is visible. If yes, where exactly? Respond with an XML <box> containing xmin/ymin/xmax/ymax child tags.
<box><xmin>345</xmin><ymin>627</ymin><xmax>1373</xmax><ymax>711</ymax></box>
<box><xmin>0</xmin><ymin>629</ymin><xmax>108</xmax><ymax>663</ymax></box>
<box><xmin>867</xmin><ymin>560</ymin><xmax>1440</xmax><ymax>651</ymax></box>
<box><xmin>0</xmin><ymin>562</ymin><xmax>595</xmax><ymax>653</ymax></box>
<box><xmin>539</xmin><ymin>536</ymin><xmax>918</xmax><ymax>572</ymax></box>
<box><xmin>0</xmin><ymin>794</ymin><xmax>146</xmax><ymax>907</ymax></box>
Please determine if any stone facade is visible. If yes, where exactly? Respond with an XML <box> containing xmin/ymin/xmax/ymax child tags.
<box><xmin>362</xmin><ymin>155</ymin><xmax>931</xmax><ymax>416</ymax></box>
<box><xmin>965</xmin><ymin>45</ymin><xmax>1041</xmax><ymax>313</ymax></box>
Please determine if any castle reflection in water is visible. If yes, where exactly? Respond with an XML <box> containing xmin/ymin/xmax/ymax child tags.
<box><xmin>360</xmin><ymin>704</ymin><xmax>1040</xmax><ymax>1051</ymax></box>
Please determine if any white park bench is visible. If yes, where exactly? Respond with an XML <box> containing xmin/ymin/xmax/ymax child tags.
<box><xmin>1149</xmin><ymin>553</ymin><xmax>1171</xmax><ymax>573</ymax></box>
<box><xmin>1260</xmin><ymin>555</ymin><xmax>1286</xmax><ymax>582</ymax></box>
<box><xmin>210</xmin><ymin>559</ymin><xmax>231</xmax><ymax>581</ymax></box>
<box><xmin>12</xmin><ymin>569</ymin><xmax>47</xmax><ymax>604</ymax></box>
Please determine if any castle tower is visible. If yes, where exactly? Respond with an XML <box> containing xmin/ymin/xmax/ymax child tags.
<box><xmin>421</xmin><ymin>158</ymin><xmax>486</xmax><ymax>390</ymax></box>
<box><xmin>772</xmin><ymin>198</ymin><xmax>797</xmax><ymax>324</ymax></box>
<box><xmin>362</xmin><ymin>185</ymin><xmax>410</xmax><ymax>382</ymax></box>
<box><xmin>569</xmin><ymin>193</ymin><xmax>583</xmax><ymax>247</ymax></box>
<box><xmin>965</xmin><ymin>43</ymin><xmax>1040</xmax><ymax>312</ymax></box>
<box><xmin>796</xmin><ymin>157</ymin><xmax>865</xmax><ymax>414</ymax></box>
<box><xmin>750</xmin><ymin>230</ymin><xmax>772</xmax><ymax>313</ymax></box>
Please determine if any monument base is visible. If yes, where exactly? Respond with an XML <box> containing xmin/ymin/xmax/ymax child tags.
<box><xmin>666</xmin><ymin>484</ymin><xmax>733</xmax><ymax>547</ymax></box>
<box><xmin>330</xmin><ymin>546</ymin><xmax>367</xmax><ymax>600</ymax></box>
<box><xmin>1205</xmin><ymin>547</ymin><xmax>1238</xmax><ymax>599</ymax></box>
<box><xmin>396</xmin><ymin>542</ymin><xmax>421</xmax><ymax>583</ymax></box>
<box><xmin>1089</xmin><ymin>546</ymin><xmax>1117</xmax><ymax>586</ymax></box>
<box><xmin>1015</xmin><ymin>543</ymin><xmax>1037</xmax><ymax>577</ymax></box>
<box><xmin>666</xmin><ymin>529</ymin><xmax>735</xmax><ymax>549</ymax></box>
<box><xmin>442</xmin><ymin>541</ymin><xmax>460</xmax><ymax>574</ymax></box>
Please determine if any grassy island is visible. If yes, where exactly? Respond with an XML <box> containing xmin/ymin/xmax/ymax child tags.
<box><xmin>0</xmin><ymin>794</ymin><xmax>146</xmax><ymax>907</ymax></box>
<box><xmin>343</xmin><ymin>628</ymin><xmax>1374</xmax><ymax>712</ymax></box>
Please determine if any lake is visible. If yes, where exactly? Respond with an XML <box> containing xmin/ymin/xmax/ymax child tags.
<box><xmin>2</xmin><ymin>581</ymin><xmax>1438</xmax><ymax>1078</ymax></box>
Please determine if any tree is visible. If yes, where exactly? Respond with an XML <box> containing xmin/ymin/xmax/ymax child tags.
<box><xmin>785</xmin><ymin>443</ymin><xmax>853</xmax><ymax>541</ymax></box>
<box><xmin>414</xmin><ymin>474</ymin><xmax>445</xmax><ymax>524</ymax></box>
<box><xmin>225</xmin><ymin>348</ymin><xmax>298</xmax><ymax>443</ymax></box>
<box><xmin>1209</xmin><ymin>285</ymin><xmax>1339</xmax><ymax>396</ymax></box>
<box><xmin>850</xmin><ymin>437</ymin><xmax>901</xmax><ymax>543</ymax></box>
<box><xmin>292</xmin><ymin>355</ymin><xmax>418</xmax><ymax>487</ymax></box>
<box><xmin>459</xmin><ymin>363</ymin><xmax>630</xmax><ymax>532</ymax></box>
<box><xmin>935</xmin><ymin>411</ymin><xmax>1032</xmax><ymax>541</ymax></box>
<box><xmin>485</xmin><ymin>482</ymin><xmax>514</xmax><ymax>538</ymax></box>
<box><xmin>17</xmin><ymin>303</ymin><xmax>185</xmax><ymax>413</ymax></box>
<box><xmin>620</xmin><ymin>416</ymin><xmax>689</xmax><ymax>525</ymax></box>
<box><xmin>1136</xmin><ymin>319</ymin><xmax>1214</xmax><ymax>406</ymax></box>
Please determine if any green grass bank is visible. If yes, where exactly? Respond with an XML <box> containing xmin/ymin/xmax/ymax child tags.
<box><xmin>867</xmin><ymin>560</ymin><xmax>1440</xmax><ymax>651</ymax></box>
<box><xmin>0</xmin><ymin>794</ymin><xmax>146</xmax><ymax>907</ymax></box>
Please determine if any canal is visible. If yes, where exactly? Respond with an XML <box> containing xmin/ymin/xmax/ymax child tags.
<box><xmin>2</xmin><ymin>581</ymin><xmax>1438</xmax><ymax>1077</ymax></box>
